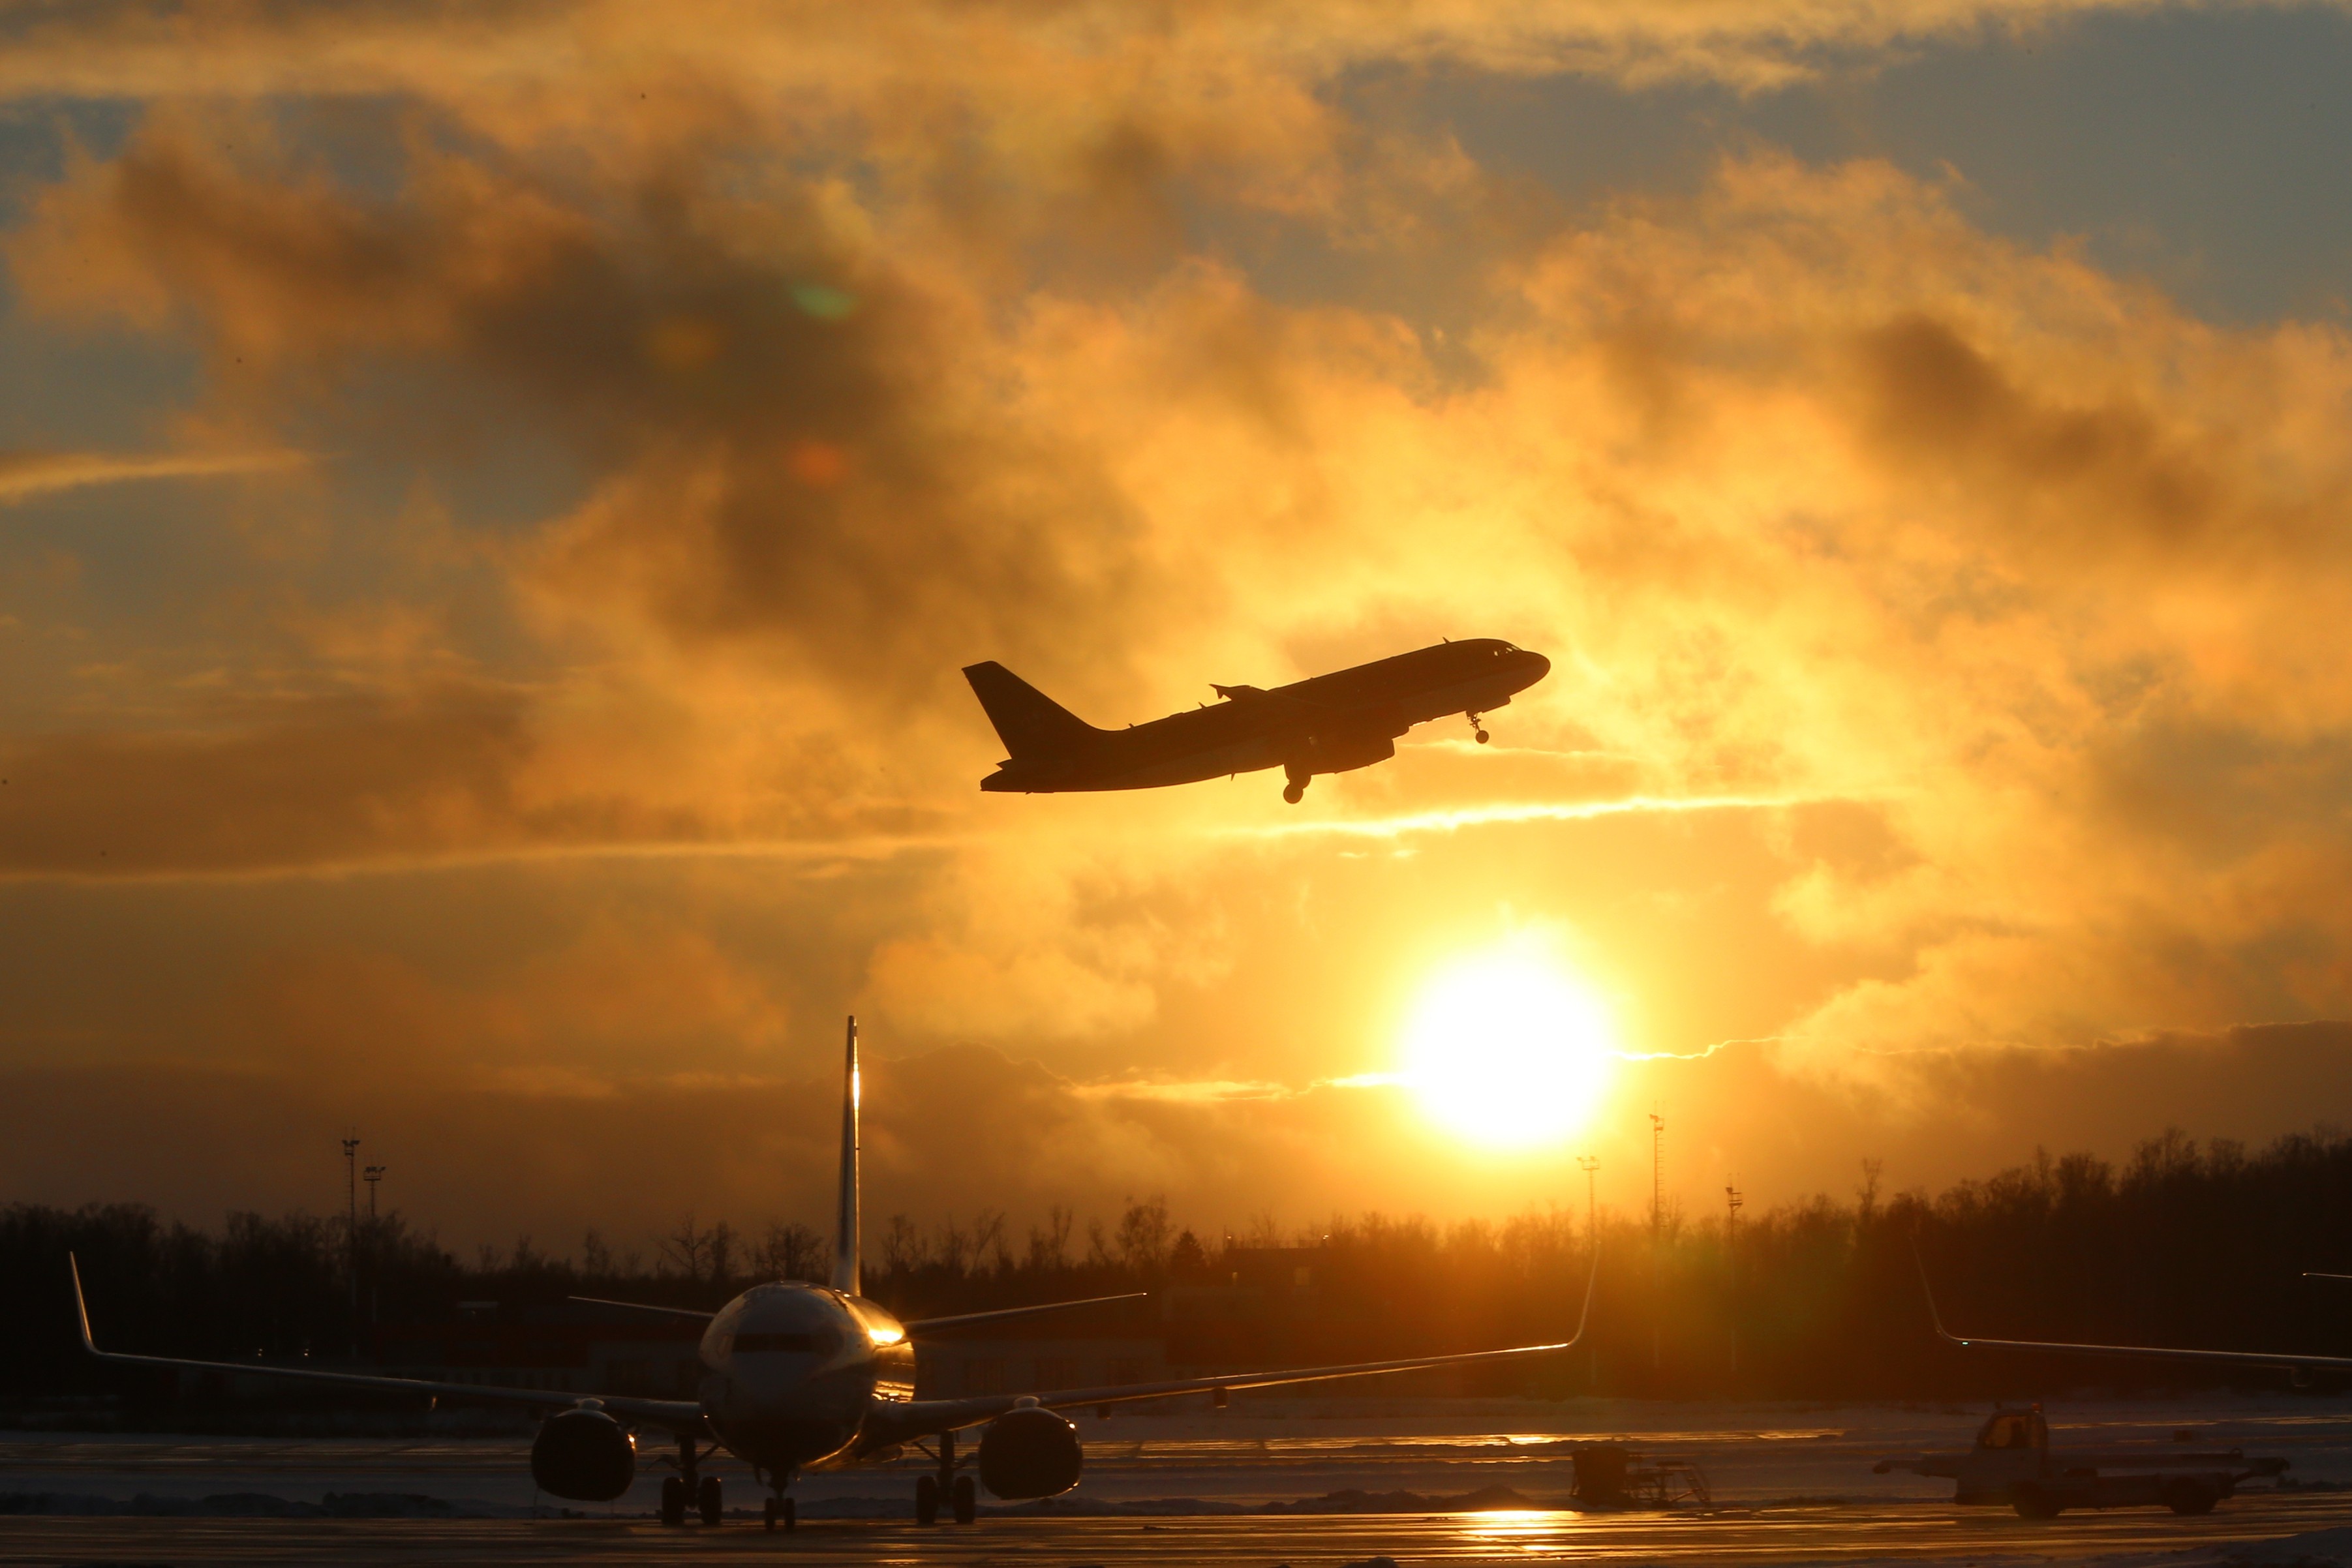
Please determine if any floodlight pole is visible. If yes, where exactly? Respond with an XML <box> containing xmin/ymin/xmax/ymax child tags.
<box><xmin>1649</xmin><ymin>1112</ymin><xmax>1664</xmax><ymax>1375</ymax></box>
<box><xmin>1725</xmin><ymin>1183</ymin><xmax>1743</xmax><ymax>1378</ymax></box>
<box><xmin>1576</xmin><ymin>1155</ymin><xmax>1600</xmax><ymax>1388</ymax></box>
<box><xmin>341</xmin><ymin>1135</ymin><xmax>361</xmax><ymax>1338</ymax></box>
<box><xmin>363</xmin><ymin>1164</ymin><xmax>386</xmax><ymax>1328</ymax></box>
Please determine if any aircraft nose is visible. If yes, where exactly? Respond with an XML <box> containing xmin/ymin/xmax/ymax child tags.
<box><xmin>1520</xmin><ymin>649</ymin><xmax>1551</xmax><ymax>684</ymax></box>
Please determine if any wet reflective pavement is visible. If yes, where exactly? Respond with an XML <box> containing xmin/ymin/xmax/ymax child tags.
<box><xmin>8</xmin><ymin>1496</ymin><xmax>2352</xmax><ymax>1567</ymax></box>
<box><xmin>10</xmin><ymin>1398</ymin><xmax>2352</xmax><ymax>1565</ymax></box>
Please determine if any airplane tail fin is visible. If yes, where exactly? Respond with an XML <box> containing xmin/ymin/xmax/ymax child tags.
<box><xmin>832</xmin><ymin>1016</ymin><xmax>861</xmax><ymax>1296</ymax></box>
<box><xmin>962</xmin><ymin>662</ymin><xmax>1100</xmax><ymax>759</ymax></box>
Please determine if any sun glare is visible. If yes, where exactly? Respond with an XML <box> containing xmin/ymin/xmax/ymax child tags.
<box><xmin>1399</xmin><ymin>948</ymin><xmax>1616</xmax><ymax>1149</ymax></box>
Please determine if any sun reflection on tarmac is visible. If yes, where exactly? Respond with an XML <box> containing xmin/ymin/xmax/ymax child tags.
<box><xmin>1457</xmin><ymin>1508</ymin><xmax>1573</xmax><ymax>1551</ymax></box>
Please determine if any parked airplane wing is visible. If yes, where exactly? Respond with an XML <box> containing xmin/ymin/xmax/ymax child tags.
<box><xmin>566</xmin><ymin>1295</ymin><xmax>716</xmax><ymax>1321</ymax></box>
<box><xmin>901</xmin><ymin>1292</ymin><xmax>1147</xmax><ymax>1336</ymax></box>
<box><xmin>866</xmin><ymin>1247</ymin><xmax>1598</xmax><ymax>1445</ymax></box>
<box><xmin>1913</xmin><ymin>1240</ymin><xmax>2352</xmax><ymax>1374</ymax></box>
<box><xmin>71</xmin><ymin>1255</ymin><xmax>710</xmax><ymax>1434</ymax></box>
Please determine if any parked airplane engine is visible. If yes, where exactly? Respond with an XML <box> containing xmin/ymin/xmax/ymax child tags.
<box><xmin>976</xmin><ymin>1404</ymin><xmax>1084</xmax><ymax>1499</ymax></box>
<box><xmin>1292</xmin><ymin>731</ymin><xmax>1396</xmax><ymax>776</ymax></box>
<box><xmin>530</xmin><ymin>1406</ymin><xmax>637</xmax><ymax>1501</ymax></box>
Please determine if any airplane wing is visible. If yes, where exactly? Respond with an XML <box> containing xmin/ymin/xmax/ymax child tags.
<box><xmin>863</xmin><ymin>1250</ymin><xmax>1598</xmax><ymax>1445</ymax></box>
<box><xmin>1913</xmin><ymin>1241</ymin><xmax>2352</xmax><ymax>1374</ymax></box>
<box><xmin>902</xmin><ymin>1292</ymin><xmax>1146</xmax><ymax>1336</ymax></box>
<box><xmin>72</xmin><ymin>1256</ymin><xmax>709</xmax><ymax>1434</ymax></box>
<box><xmin>566</xmin><ymin>1295</ymin><xmax>716</xmax><ymax>1321</ymax></box>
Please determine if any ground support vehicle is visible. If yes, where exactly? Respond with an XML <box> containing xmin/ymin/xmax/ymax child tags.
<box><xmin>1874</xmin><ymin>1405</ymin><xmax>2287</xmax><ymax>1518</ymax></box>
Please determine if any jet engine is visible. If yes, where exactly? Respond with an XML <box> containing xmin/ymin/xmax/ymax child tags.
<box><xmin>530</xmin><ymin>1406</ymin><xmax>637</xmax><ymax>1501</ymax></box>
<box><xmin>1291</xmin><ymin>731</ymin><xmax>1396</xmax><ymax>777</ymax></box>
<box><xmin>976</xmin><ymin>1404</ymin><xmax>1084</xmax><ymax>1499</ymax></box>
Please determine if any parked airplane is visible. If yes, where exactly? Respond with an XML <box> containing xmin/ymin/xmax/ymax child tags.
<box><xmin>74</xmin><ymin>1018</ymin><xmax>1598</xmax><ymax>1532</ymax></box>
<box><xmin>965</xmin><ymin>637</ymin><xmax>1551</xmax><ymax>803</ymax></box>
<box><xmin>1914</xmin><ymin>1241</ymin><xmax>2352</xmax><ymax>1383</ymax></box>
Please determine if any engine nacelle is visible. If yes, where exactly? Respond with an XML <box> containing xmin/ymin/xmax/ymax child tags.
<box><xmin>530</xmin><ymin>1406</ymin><xmax>636</xmax><ymax>1501</ymax></box>
<box><xmin>1291</xmin><ymin>731</ymin><xmax>1396</xmax><ymax>777</ymax></box>
<box><xmin>977</xmin><ymin>1404</ymin><xmax>1084</xmax><ymax>1500</ymax></box>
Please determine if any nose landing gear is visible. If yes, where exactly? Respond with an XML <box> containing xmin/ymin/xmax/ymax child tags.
<box><xmin>1467</xmin><ymin>712</ymin><xmax>1490</xmax><ymax>744</ymax></box>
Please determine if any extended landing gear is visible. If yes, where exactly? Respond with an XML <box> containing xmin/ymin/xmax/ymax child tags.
<box><xmin>915</xmin><ymin>1428</ymin><xmax>978</xmax><ymax>1524</ymax></box>
<box><xmin>1282</xmin><ymin>762</ymin><xmax>1311</xmax><ymax>805</ymax></box>
<box><xmin>763</xmin><ymin>1495</ymin><xmax>795</xmax><ymax>1532</ymax></box>
<box><xmin>660</xmin><ymin>1432</ymin><xmax>721</xmax><ymax>1528</ymax></box>
<box><xmin>1467</xmin><ymin>712</ymin><xmax>1490</xmax><ymax>745</ymax></box>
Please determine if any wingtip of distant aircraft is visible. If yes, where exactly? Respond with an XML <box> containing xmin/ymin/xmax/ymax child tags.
<box><xmin>67</xmin><ymin>1252</ymin><xmax>99</xmax><ymax>1356</ymax></box>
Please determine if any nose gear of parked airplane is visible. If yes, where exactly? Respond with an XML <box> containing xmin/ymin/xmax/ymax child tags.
<box><xmin>758</xmin><ymin>1464</ymin><xmax>797</xmax><ymax>1532</ymax></box>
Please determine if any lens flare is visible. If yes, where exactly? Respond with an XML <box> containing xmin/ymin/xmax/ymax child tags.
<box><xmin>1399</xmin><ymin>948</ymin><xmax>1615</xmax><ymax>1149</ymax></box>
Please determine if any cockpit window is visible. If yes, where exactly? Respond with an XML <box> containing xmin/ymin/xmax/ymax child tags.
<box><xmin>735</xmin><ymin>1329</ymin><xmax>836</xmax><ymax>1355</ymax></box>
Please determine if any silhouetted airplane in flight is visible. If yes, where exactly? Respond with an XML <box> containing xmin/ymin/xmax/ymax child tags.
<box><xmin>965</xmin><ymin>637</ymin><xmax>1551</xmax><ymax>803</ymax></box>
<box><xmin>73</xmin><ymin>1019</ymin><xmax>1596</xmax><ymax>1533</ymax></box>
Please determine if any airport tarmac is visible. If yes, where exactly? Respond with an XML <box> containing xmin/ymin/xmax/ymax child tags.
<box><xmin>9</xmin><ymin>1396</ymin><xmax>2352</xmax><ymax>1565</ymax></box>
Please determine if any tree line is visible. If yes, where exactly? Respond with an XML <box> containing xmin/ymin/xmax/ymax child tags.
<box><xmin>12</xmin><ymin>1126</ymin><xmax>2352</xmax><ymax>1411</ymax></box>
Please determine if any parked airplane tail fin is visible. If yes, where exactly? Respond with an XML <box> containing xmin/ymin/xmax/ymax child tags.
<box><xmin>962</xmin><ymin>662</ymin><xmax>1100</xmax><ymax>759</ymax></box>
<box><xmin>833</xmin><ymin>1016</ymin><xmax>860</xmax><ymax>1296</ymax></box>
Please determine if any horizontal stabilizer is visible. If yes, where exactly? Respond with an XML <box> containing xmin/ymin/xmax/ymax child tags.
<box><xmin>904</xmin><ymin>1291</ymin><xmax>1146</xmax><ymax>1336</ymax></box>
<box><xmin>566</xmin><ymin>1295</ymin><xmax>716</xmax><ymax>1322</ymax></box>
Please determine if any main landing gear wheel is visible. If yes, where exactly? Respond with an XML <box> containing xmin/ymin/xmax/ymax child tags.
<box><xmin>697</xmin><ymin>1474</ymin><xmax>722</xmax><ymax>1526</ymax></box>
<box><xmin>915</xmin><ymin>1473</ymin><xmax>940</xmax><ymax>1526</ymax></box>
<box><xmin>952</xmin><ymin>1473</ymin><xmax>977</xmax><ymax>1524</ymax></box>
<box><xmin>659</xmin><ymin>1475</ymin><xmax>686</xmax><ymax>1527</ymax></box>
<box><xmin>764</xmin><ymin>1496</ymin><xmax>795</xmax><ymax>1532</ymax></box>
<box><xmin>1282</xmin><ymin>780</ymin><xmax>1305</xmax><ymax>804</ymax></box>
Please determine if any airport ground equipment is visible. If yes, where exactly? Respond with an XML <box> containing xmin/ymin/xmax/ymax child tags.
<box><xmin>964</xmin><ymin>637</ymin><xmax>1551</xmax><ymax>803</ymax></box>
<box><xmin>1874</xmin><ymin>1404</ymin><xmax>2286</xmax><ymax>1518</ymax></box>
<box><xmin>71</xmin><ymin>1016</ymin><xmax>1598</xmax><ymax>1531</ymax></box>
<box><xmin>1571</xmin><ymin>1443</ymin><xmax>1713</xmax><ymax>1508</ymax></box>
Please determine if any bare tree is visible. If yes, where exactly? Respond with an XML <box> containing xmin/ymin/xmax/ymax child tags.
<box><xmin>882</xmin><ymin>1213</ymin><xmax>926</xmax><ymax>1273</ymax></box>
<box><xmin>1026</xmin><ymin>1205</ymin><xmax>1073</xmax><ymax>1273</ymax></box>
<box><xmin>707</xmin><ymin>1220</ymin><xmax>737</xmax><ymax>1288</ymax></box>
<box><xmin>972</xmin><ymin>1210</ymin><xmax>1010</xmax><ymax>1276</ymax></box>
<box><xmin>758</xmin><ymin>1222</ymin><xmax>827</xmax><ymax>1282</ymax></box>
<box><xmin>1115</xmin><ymin>1194</ymin><xmax>1170</xmax><ymax>1272</ymax></box>
<box><xmin>660</xmin><ymin>1214</ymin><xmax>710</xmax><ymax>1281</ymax></box>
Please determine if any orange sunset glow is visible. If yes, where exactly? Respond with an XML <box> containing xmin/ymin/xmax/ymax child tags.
<box><xmin>5</xmin><ymin>1</ymin><xmax>2352</xmax><ymax>1258</ymax></box>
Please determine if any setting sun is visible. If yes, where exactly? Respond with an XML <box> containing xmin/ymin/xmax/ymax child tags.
<box><xmin>1398</xmin><ymin>946</ymin><xmax>1617</xmax><ymax>1149</ymax></box>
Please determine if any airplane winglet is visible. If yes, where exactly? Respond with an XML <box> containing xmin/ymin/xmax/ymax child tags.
<box><xmin>68</xmin><ymin>1252</ymin><xmax>99</xmax><ymax>1356</ymax></box>
<box><xmin>1910</xmin><ymin>1235</ymin><xmax>1963</xmax><ymax>1346</ymax></box>
<box><xmin>1568</xmin><ymin>1243</ymin><xmax>1602</xmax><ymax>1348</ymax></box>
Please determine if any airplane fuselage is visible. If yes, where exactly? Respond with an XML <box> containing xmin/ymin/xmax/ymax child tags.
<box><xmin>980</xmin><ymin>639</ymin><xmax>1550</xmax><ymax>794</ymax></box>
<box><xmin>696</xmin><ymin>1282</ymin><xmax>912</xmax><ymax>1475</ymax></box>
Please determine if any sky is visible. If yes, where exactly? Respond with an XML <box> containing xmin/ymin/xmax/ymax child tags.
<box><xmin>4</xmin><ymin>0</ymin><xmax>2352</xmax><ymax>1256</ymax></box>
